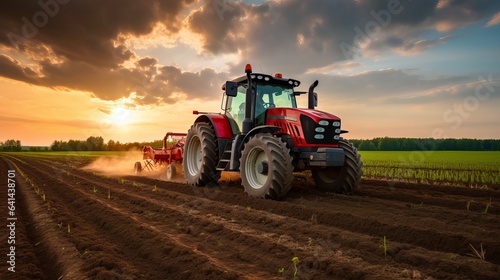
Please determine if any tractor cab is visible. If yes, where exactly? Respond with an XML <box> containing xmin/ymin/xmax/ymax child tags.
<box><xmin>223</xmin><ymin>75</ymin><xmax>299</xmax><ymax>134</ymax></box>
<box><xmin>222</xmin><ymin>66</ymin><xmax>304</xmax><ymax>135</ymax></box>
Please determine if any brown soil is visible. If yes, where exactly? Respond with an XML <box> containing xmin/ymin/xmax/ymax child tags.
<box><xmin>1</xmin><ymin>153</ymin><xmax>499</xmax><ymax>280</ymax></box>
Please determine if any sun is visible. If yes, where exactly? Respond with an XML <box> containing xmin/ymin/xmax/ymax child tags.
<box><xmin>110</xmin><ymin>107</ymin><xmax>131</xmax><ymax>126</ymax></box>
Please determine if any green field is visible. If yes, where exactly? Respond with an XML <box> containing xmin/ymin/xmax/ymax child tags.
<box><xmin>359</xmin><ymin>151</ymin><xmax>500</xmax><ymax>187</ymax></box>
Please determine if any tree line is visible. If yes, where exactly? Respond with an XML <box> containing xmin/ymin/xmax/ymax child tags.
<box><xmin>350</xmin><ymin>137</ymin><xmax>500</xmax><ymax>151</ymax></box>
<box><xmin>2</xmin><ymin>137</ymin><xmax>500</xmax><ymax>152</ymax></box>
<box><xmin>50</xmin><ymin>136</ymin><xmax>164</xmax><ymax>151</ymax></box>
<box><xmin>0</xmin><ymin>139</ymin><xmax>22</xmax><ymax>152</ymax></box>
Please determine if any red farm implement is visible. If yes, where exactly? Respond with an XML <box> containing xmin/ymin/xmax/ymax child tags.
<box><xmin>134</xmin><ymin>132</ymin><xmax>187</xmax><ymax>180</ymax></box>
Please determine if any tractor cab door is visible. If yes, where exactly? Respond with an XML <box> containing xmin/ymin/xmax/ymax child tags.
<box><xmin>224</xmin><ymin>84</ymin><xmax>247</xmax><ymax>134</ymax></box>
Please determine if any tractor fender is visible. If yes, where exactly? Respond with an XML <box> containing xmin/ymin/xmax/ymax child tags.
<box><xmin>194</xmin><ymin>114</ymin><xmax>233</xmax><ymax>139</ymax></box>
<box><xmin>236</xmin><ymin>125</ymin><xmax>282</xmax><ymax>155</ymax></box>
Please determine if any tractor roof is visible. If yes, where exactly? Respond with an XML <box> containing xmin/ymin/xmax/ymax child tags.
<box><xmin>222</xmin><ymin>73</ymin><xmax>301</xmax><ymax>90</ymax></box>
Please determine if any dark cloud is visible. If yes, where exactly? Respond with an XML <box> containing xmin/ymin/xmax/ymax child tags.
<box><xmin>187</xmin><ymin>0</ymin><xmax>500</xmax><ymax>74</ymax></box>
<box><xmin>0</xmin><ymin>0</ymin><xmax>220</xmax><ymax>105</ymax></box>
<box><xmin>0</xmin><ymin>55</ymin><xmax>37</xmax><ymax>83</ymax></box>
<box><xmin>1</xmin><ymin>0</ymin><xmax>195</xmax><ymax>67</ymax></box>
<box><xmin>187</xmin><ymin>0</ymin><xmax>243</xmax><ymax>54</ymax></box>
<box><xmin>0</xmin><ymin>0</ymin><xmax>499</xmax><ymax>105</ymax></box>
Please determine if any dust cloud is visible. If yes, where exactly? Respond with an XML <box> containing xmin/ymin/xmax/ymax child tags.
<box><xmin>82</xmin><ymin>150</ymin><xmax>242</xmax><ymax>184</ymax></box>
<box><xmin>82</xmin><ymin>150</ymin><xmax>144</xmax><ymax>176</ymax></box>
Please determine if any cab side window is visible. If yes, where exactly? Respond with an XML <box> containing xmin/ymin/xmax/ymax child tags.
<box><xmin>226</xmin><ymin>85</ymin><xmax>247</xmax><ymax>133</ymax></box>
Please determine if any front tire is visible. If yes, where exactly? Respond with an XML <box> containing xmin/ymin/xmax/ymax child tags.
<box><xmin>240</xmin><ymin>134</ymin><xmax>293</xmax><ymax>200</ymax></box>
<box><xmin>183</xmin><ymin>123</ymin><xmax>220</xmax><ymax>186</ymax></box>
<box><xmin>312</xmin><ymin>139</ymin><xmax>363</xmax><ymax>193</ymax></box>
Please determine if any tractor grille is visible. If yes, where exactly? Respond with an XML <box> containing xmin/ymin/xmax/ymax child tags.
<box><xmin>272</xmin><ymin>120</ymin><xmax>304</xmax><ymax>145</ymax></box>
<box><xmin>300</xmin><ymin>115</ymin><xmax>340</xmax><ymax>145</ymax></box>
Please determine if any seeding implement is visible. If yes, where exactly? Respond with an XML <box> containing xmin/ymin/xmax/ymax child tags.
<box><xmin>134</xmin><ymin>132</ymin><xmax>187</xmax><ymax>180</ymax></box>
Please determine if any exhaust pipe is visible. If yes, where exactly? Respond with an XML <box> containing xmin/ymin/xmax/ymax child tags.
<box><xmin>308</xmin><ymin>80</ymin><xmax>318</xmax><ymax>109</ymax></box>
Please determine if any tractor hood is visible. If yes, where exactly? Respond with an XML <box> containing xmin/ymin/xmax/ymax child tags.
<box><xmin>266</xmin><ymin>107</ymin><xmax>343</xmax><ymax>148</ymax></box>
<box><xmin>266</xmin><ymin>108</ymin><xmax>341</xmax><ymax>123</ymax></box>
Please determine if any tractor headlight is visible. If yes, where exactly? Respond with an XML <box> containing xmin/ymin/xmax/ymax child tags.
<box><xmin>314</xmin><ymin>134</ymin><xmax>325</xmax><ymax>140</ymax></box>
<box><xmin>318</xmin><ymin>120</ymin><xmax>329</xmax><ymax>126</ymax></box>
<box><xmin>315</xmin><ymin>127</ymin><xmax>325</xmax><ymax>133</ymax></box>
<box><xmin>332</xmin><ymin>121</ymin><xmax>340</xmax><ymax>127</ymax></box>
<box><xmin>333</xmin><ymin>135</ymin><xmax>340</xmax><ymax>140</ymax></box>
<box><xmin>335</xmin><ymin>128</ymin><xmax>341</xmax><ymax>133</ymax></box>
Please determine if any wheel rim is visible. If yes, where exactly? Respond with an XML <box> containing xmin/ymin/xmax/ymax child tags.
<box><xmin>244</xmin><ymin>147</ymin><xmax>268</xmax><ymax>190</ymax></box>
<box><xmin>186</xmin><ymin>135</ymin><xmax>202</xmax><ymax>176</ymax></box>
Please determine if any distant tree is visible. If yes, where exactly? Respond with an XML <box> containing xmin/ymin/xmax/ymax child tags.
<box><xmin>1</xmin><ymin>139</ymin><xmax>22</xmax><ymax>152</ymax></box>
<box><xmin>106</xmin><ymin>139</ymin><xmax>116</xmax><ymax>151</ymax></box>
<box><xmin>87</xmin><ymin>136</ymin><xmax>104</xmax><ymax>151</ymax></box>
<box><xmin>358</xmin><ymin>141</ymin><xmax>377</xmax><ymax>151</ymax></box>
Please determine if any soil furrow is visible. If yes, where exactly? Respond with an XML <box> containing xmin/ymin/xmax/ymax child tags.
<box><xmin>3</xmin><ymin>153</ymin><xmax>499</xmax><ymax>280</ymax></box>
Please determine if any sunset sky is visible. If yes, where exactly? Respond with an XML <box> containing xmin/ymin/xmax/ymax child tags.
<box><xmin>1</xmin><ymin>0</ymin><xmax>499</xmax><ymax>146</ymax></box>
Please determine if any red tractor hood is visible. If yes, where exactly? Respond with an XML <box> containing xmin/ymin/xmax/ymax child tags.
<box><xmin>266</xmin><ymin>108</ymin><xmax>341</xmax><ymax>123</ymax></box>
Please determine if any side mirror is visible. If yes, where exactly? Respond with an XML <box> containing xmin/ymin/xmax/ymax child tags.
<box><xmin>225</xmin><ymin>81</ymin><xmax>237</xmax><ymax>97</ymax></box>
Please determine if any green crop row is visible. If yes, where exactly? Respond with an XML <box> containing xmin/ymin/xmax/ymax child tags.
<box><xmin>359</xmin><ymin>151</ymin><xmax>500</xmax><ymax>186</ymax></box>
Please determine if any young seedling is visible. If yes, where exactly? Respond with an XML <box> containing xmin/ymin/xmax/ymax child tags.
<box><xmin>108</xmin><ymin>189</ymin><xmax>111</xmax><ymax>200</ymax></box>
<box><xmin>466</xmin><ymin>201</ymin><xmax>471</xmax><ymax>211</ymax></box>
<box><xmin>278</xmin><ymin>267</ymin><xmax>285</xmax><ymax>276</ymax></box>
<box><xmin>467</xmin><ymin>243</ymin><xmax>486</xmax><ymax>260</ymax></box>
<box><xmin>246</xmin><ymin>206</ymin><xmax>251</xmax><ymax>211</ymax></box>
<box><xmin>119</xmin><ymin>178</ymin><xmax>125</xmax><ymax>185</ymax></box>
<box><xmin>481</xmin><ymin>198</ymin><xmax>491</xmax><ymax>214</ymax></box>
<box><xmin>93</xmin><ymin>186</ymin><xmax>97</xmax><ymax>193</ymax></box>
<box><xmin>42</xmin><ymin>193</ymin><xmax>46</xmax><ymax>202</ymax></box>
<box><xmin>67</xmin><ymin>224</ymin><xmax>71</xmax><ymax>233</ymax></box>
<box><xmin>152</xmin><ymin>185</ymin><xmax>157</xmax><ymax>192</ymax></box>
<box><xmin>292</xmin><ymin>257</ymin><xmax>300</xmax><ymax>280</ymax></box>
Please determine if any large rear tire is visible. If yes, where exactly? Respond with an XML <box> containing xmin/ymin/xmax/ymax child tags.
<box><xmin>183</xmin><ymin>122</ymin><xmax>220</xmax><ymax>186</ymax></box>
<box><xmin>312</xmin><ymin>139</ymin><xmax>363</xmax><ymax>193</ymax></box>
<box><xmin>240</xmin><ymin>134</ymin><xmax>293</xmax><ymax>200</ymax></box>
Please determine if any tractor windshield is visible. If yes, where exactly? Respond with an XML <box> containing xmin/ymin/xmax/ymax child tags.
<box><xmin>224</xmin><ymin>83</ymin><xmax>297</xmax><ymax>133</ymax></box>
<box><xmin>256</xmin><ymin>84</ymin><xmax>296</xmax><ymax>109</ymax></box>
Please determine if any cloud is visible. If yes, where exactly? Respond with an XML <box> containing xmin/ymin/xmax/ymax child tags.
<box><xmin>486</xmin><ymin>11</ymin><xmax>500</xmax><ymax>27</ymax></box>
<box><xmin>0</xmin><ymin>0</ymin><xmax>207</xmax><ymax>105</ymax></box>
<box><xmin>0</xmin><ymin>0</ymin><xmax>499</xmax><ymax>106</ymax></box>
<box><xmin>187</xmin><ymin>0</ymin><xmax>500</xmax><ymax>74</ymax></box>
<box><xmin>305</xmin><ymin>68</ymin><xmax>482</xmax><ymax>105</ymax></box>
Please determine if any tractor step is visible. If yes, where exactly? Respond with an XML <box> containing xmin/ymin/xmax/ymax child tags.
<box><xmin>216</xmin><ymin>143</ymin><xmax>232</xmax><ymax>171</ymax></box>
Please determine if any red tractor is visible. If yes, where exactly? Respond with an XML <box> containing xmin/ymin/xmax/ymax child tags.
<box><xmin>183</xmin><ymin>64</ymin><xmax>363</xmax><ymax>199</ymax></box>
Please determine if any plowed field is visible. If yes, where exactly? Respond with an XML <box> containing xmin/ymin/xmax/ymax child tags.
<box><xmin>1</xmin><ymin>153</ymin><xmax>499</xmax><ymax>280</ymax></box>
